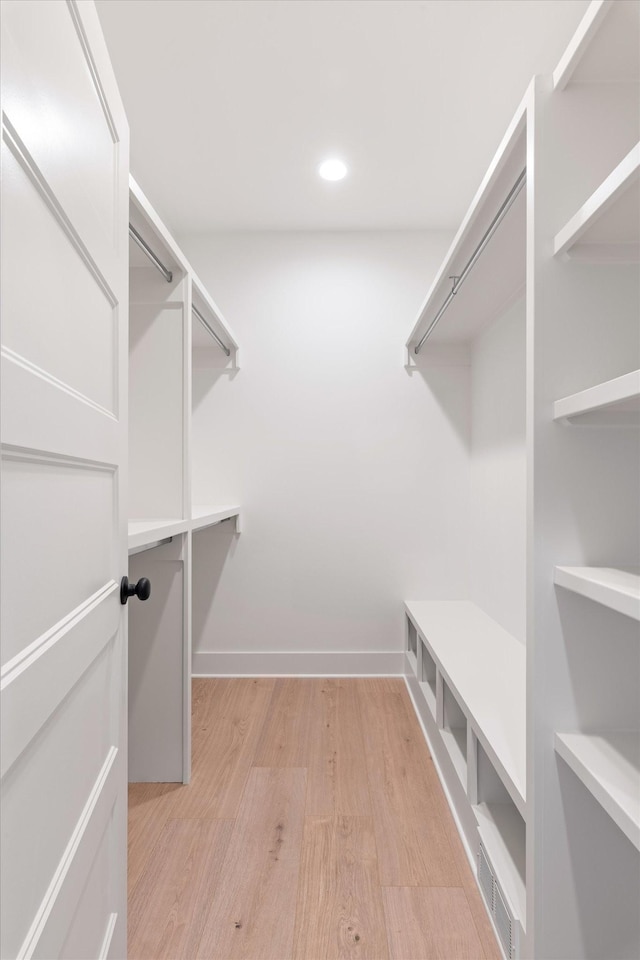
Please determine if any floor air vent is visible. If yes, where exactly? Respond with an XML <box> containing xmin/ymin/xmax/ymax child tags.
<box><xmin>477</xmin><ymin>842</ymin><xmax>518</xmax><ymax>959</ymax></box>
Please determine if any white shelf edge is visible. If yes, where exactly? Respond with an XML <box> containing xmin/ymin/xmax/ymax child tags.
<box><xmin>553</xmin><ymin>143</ymin><xmax>640</xmax><ymax>257</ymax></box>
<box><xmin>191</xmin><ymin>505</ymin><xmax>241</xmax><ymax>533</ymax></box>
<box><xmin>554</xmin><ymin>566</ymin><xmax>640</xmax><ymax>620</ymax></box>
<box><xmin>554</xmin><ymin>369</ymin><xmax>640</xmax><ymax>423</ymax></box>
<box><xmin>555</xmin><ymin>732</ymin><xmax>640</xmax><ymax>851</ymax></box>
<box><xmin>552</xmin><ymin>0</ymin><xmax>614</xmax><ymax>91</ymax></box>
<box><xmin>404</xmin><ymin>601</ymin><xmax>526</xmax><ymax>817</ymax></box>
<box><xmin>128</xmin><ymin>518</ymin><xmax>190</xmax><ymax>551</ymax></box>
<box><xmin>129</xmin><ymin>175</ymin><xmax>190</xmax><ymax>276</ymax></box>
<box><xmin>191</xmin><ymin>273</ymin><xmax>240</xmax><ymax>354</ymax></box>
<box><xmin>474</xmin><ymin>801</ymin><xmax>527</xmax><ymax>927</ymax></box>
<box><xmin>130</xmin><ymin>175</ymin><xmax>240</xmax><ymax>357</ymax></box>
<box><xmin>405</xmin><ymin>87</ymin><xmax>529</xmax><ymax>350</ymax></box>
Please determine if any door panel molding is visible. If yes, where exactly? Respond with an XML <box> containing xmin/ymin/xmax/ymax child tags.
<box><xmin>18</xmin><ymin>747</ymin><xmax>120</xmax><ymax>960</ymax></box>
<box><xmin>1</xmin><ymin>582</ymin><xmax>119</xmax><ymax>778</ymax></box>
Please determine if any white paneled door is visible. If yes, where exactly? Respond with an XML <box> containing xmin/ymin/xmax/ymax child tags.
<box><xmin>0</xmin><ymin>2</ymin><xmax>129</xmax><ymax>957</ymax></box>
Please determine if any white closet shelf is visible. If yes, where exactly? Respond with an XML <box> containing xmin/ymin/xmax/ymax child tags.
<box><xmin>406</xmin><ymin>95</ymin><xmax>527</xmax><ymax>351</ymax></box>
<box><xmin>404</xmin><ymin>601</ymin><xmax>526</xmax><ymax>814</ymax></box>
<box><xmin>555</xmin><ymin>731</ymin><xmax>640</xmax><ymax>851</ymax></box>
<box><xmin>553</xmin><ymin>144</ymin><xmax>640</xmax><ymax>260</ymax></box>
<box><xmin>128</xmin><ymin>518</ymin><xmax>190</xmax><ymax>551</ymax></box>
<box><xmin>191</xmin><ymin>505</ymin><xmax>241</xmax><ymax>532</ymax></box>
<box><xmin>554</xmin><ymin>369</ymin><xmax>640</xmax><ymax>424</ymax></box>
<box><xmin>192</xmin><ymin>276</ymin><xmax>239</xmax><ymax>358</ymax></box>
<box><xmin>553</xmin><ymin>0</ymin><xmax>639</xmax><ymax>89</ymax></box>
<box><xmin>554</xmin><ymin>566</ymin><xmax>640</xmax><ymax>620</ymax></box>
<box><xmin>474</xmin><ymin>801</ymin><xmax>527</xmax><ymax>927</ymax></box>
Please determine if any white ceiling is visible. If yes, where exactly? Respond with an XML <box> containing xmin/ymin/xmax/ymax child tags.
<box><xmin>96</xmin><ymin>0</ymin><xmax>589</xmax><ymax>234</ymax></box>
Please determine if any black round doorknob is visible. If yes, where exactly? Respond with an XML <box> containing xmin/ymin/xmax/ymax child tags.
<box><xmin>120</xmin><ymin>576</ymin><xmax>151</xmax><ymax>605</ymax></box>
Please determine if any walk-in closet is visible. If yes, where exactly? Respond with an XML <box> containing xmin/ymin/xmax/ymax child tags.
<box><xmin>1</xmin><ymin>1</ymin><xmax>638</xmax><ymax>958</ymax></box>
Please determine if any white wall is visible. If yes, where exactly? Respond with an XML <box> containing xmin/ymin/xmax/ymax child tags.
<box><xmin>470</xmin><ymin>297</ymin><xmax>527</xmax><ymax>643</ymax></box>
<box><xmin>182</xmin><ymin>231</ymin><xmax>472</xmax><ymax>675</ymax></box>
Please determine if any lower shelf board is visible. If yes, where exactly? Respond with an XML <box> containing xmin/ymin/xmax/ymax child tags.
<box><xmin>554</xmin><ymin>565</ymin><xmax>640</xmax><ymax>621</ymax></box>
<box><xmin>474</xmin><ymin>801</ymin><xmax>526</xmax><ymax>928</ymax></box>
<box><xmin>555</xmin><ymin>731</ymin><xmax>640</xmax><ymax>851</ymax></box>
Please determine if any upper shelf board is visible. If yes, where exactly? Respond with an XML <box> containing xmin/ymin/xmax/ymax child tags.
<box><xmin>191</xmin><ymin>277</ymin><xmax>239</xmax><ymax>356</ymax></box>
<box><xmin>553</xmin><ymin>0</ymin><xmax>640</xmax><ymax>90</ymax></box>
<box><xmin>128</xmin><ymin>518</ymin><xmax>190</xmax><ymax>551</ymax></box>
<box><xmin>129</xmin><ymin>176</ymin><xmax>239</xmax><ymax>358</ymax></box>
<box><xmin>128</xmin><ymin>506</ymin><xmax>241</xmax><ymax>551</ymax></box>
<box><xmin>191</xmin><ymin>505</ymin><xmax>241</xmax><ymax>532</ymax></box>
<box><xmin>555</xmin><ymin>731</ymin><xmax>640</xmax><ymax>851</ymax></box>
<box><xmin>406</xmin><ymin>91</ymin><xmax>528</xmax><ymax>351</ymax></box>
<box><xmin>554</xmin><ymin>369</ymin><xmax>640</xmax><ymax>425</ymax></box>
<box><xmin>553</xmin><ymin>143</ymin><xmax>640</xmax><ymax>260</ymax></box>
<box><xmin>404</xmin><ymin>600</ymin><xmax>526</xmax><ymax>815</ymax></box>
<box><xmin>555</xmin><ymin>566</ymin><xmax>640</xmax><ymax>620</ymax></box>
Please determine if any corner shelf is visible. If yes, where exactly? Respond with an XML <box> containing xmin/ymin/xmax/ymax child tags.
<box><xmin>554</xmin><ymin>369</ymin><xmax>640</xmax><ymax>425</ymax></box>
<box><xmin>555</xmin><ymin>731</ymin><xmax>640</xmax><ymax>850</ymax></box>
<box><xmin>474</xmin><ymin>801</ymin><xmax>527</xmax><ymax>927</ymax></box>
<box><xmin>554</xmin><ymin>566</ymin><xmax>640</xmax><ymax>620</ymax></box>
<box><xmin>553</xmin><ymin>143</ymin><xmax>640</xmax><ymax>260</ymax></box>
<box><xmin>404</xmin><ymin>600</ymin><xmax>526</xmax><ymax>816</ymax></box>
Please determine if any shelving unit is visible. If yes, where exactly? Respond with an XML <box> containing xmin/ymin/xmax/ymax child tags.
<box><xmin>126</xmin><ymin>178</ymin><xmax>241</xmax><ymax>785</ymax></box>
<box><xmin>405</xmin><ymin>601</ymin><xmax>526</xmax><ymax>813</ymax></box>
<box><xmin>404</xmin><ymin>600</ymin><xmax>526</xmax><ymax>958</ymax></box>
<box><xmin>528</xmin><ymin>2</ymin><xmax>640</xmax><ymax>957</ymax></box>
<box><xmin>555</xmin><ymin>731</ymin><xmax>640</xmax><ymax>850</ymax></box>
<box><xmin>555</xmin><ymin>565</ymin><xmax>640</xmax><ymax>621</ymax></box>
<box><xmin>554</xmin><ymin>369</ymin><xmax>640</xmax><ymax>424</ymax></box>
<box><xmin>403</xmin><ymin>8</ymin><xmax>640</xmax><ymax>955</ymax></box>
<box><xmin>553</xmin><ymin>143</ymin><xmax>640</xmax><ymax>261</ymax></box>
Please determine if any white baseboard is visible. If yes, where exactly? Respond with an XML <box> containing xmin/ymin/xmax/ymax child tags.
<box><xmin>192</xmin><ymin>649</ymin><xmax>404</xmax><ymax>677</ymax></box>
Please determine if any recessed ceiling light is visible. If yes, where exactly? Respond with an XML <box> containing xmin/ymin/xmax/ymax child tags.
<box><xmin>318</xmin><ymin>158</ymin><xmax>348</xmax><ymax>182</ymax></box>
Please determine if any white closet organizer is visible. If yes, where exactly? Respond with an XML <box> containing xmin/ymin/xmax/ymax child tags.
<box><xmin>403</xmin><ymin>4</ymin><xmax>640</xmax><ymax>958</ymax></box>
<box><xmin>405</xmin><ymin>87</ymin><xmax>528</xmax><ymax>960</ymax></box>
<box><xmin>127</xmin><ymin>177</ymin><xmax>240</xmax><ymax>783</ymax></box>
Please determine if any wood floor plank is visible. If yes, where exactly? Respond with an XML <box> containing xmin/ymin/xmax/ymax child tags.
<box><xmin>252</xmin><ymin>678</ymin><xmax>317</xmax><ymax>767</ymax></box>
<box><xmin>128</xmin><ymin>818</ymin><xmax>233</xmax><ymax>959</ymax></box>
<box><xmin>168</xmin><ymin>677</ymin><xmax>275</xmax><ymax>820</ymax></box>
<box><xmin>306</xmin><ymin>680</ymin><xmax>373</xmax><ymax>817</ymax></box>
<box><xmin>196</xmin><ymin>767</ymin><xmax>307</xmax><ymax>959</ymax></box>
<box><xmin>128</xmin><ymin>782</ymin><xmax>183</xmax><ymax>893</ymax></box>
<box><xmin>293</xmin><ymin>816</ymin><xmax>389</xmax><ymax>960</ymax></box>
<box><xmin>356</xmin><ymin>679</ymin><xmax>461</xmax><ymax>887</ymax></box>
<box><xmin>382</xmin><ymin>887</ymin><xmax>485</xmax><ymax>960</ymax></box>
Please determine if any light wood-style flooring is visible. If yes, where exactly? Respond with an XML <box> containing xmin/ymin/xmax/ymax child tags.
<box><xmin>128</xmin><ymin>678</ymin><xmax>500</xmax><ymax>959</ymax></box>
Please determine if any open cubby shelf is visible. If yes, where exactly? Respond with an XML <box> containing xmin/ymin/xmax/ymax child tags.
<box><xmin>405</xmin><ymin>601</ymin><xmax>526</xmax><ymax>814</ymax></box>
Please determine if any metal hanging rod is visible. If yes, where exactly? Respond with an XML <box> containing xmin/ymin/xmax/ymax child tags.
<box><xmin>129</xmin><ymin>223</ymin><xmax>173</xmax><ymax>283</ymax></box>
<box><xmin>414</xmin><ymin>167</ymin><xmax>527</xmax><ymax>354</ymax></box>
<box><xmin>192</xmin><ymin>304</ymin><xmax>231</xmax><ymax>357</ymax></box>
